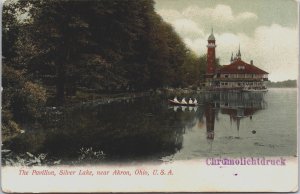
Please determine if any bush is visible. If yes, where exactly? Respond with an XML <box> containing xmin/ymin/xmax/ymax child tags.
<box><xmin>10</xmin><ymin>81</ymin><xmax>47</xmax><ymax>123</ymax></box>
<box><xmin>3</xmin><ymin>65</ymin><xmax>47</xmax><ymax>124</ymax></box>
<box><xmin>2</xmin><ymin>114</ymin><xmax>22</xmax><ymax>141</ymax></box>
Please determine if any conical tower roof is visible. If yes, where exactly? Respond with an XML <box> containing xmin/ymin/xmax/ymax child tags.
<box><xmin>237</xmin><ymin>44</ymin><xmax>241</xmax><ymax>57</ymax></box>
<box><xmin>208</xmin><ymin>28</ymin><xmax>215</xmax><ymax>41</ymax></box>
<box><xmin>230</xmin><ymin>52</ymin><xmax>234</xmax><ymax>62</ymax></box>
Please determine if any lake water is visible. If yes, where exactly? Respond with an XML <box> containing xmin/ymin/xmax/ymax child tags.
<box><xmin>2</xmin><ymin>88</ymin><xmax>297</xmax><ymax>165</ymax></box>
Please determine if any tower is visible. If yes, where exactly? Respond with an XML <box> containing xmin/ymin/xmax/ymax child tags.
<box><xmin>236</xmin><ymin>44</ymin><xmax>241</xmax><ymax>60</ymax></box>
<box><xmin>206</xmin><ymin>28</ymin><xmax>216</xmax><ymax>77</ymax></box>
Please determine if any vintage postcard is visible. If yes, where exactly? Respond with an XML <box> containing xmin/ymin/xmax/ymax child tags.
<box><xmin>1</xmin><ymin>0</ymin><xmax>298</xmax><ymax>192</ymax></box>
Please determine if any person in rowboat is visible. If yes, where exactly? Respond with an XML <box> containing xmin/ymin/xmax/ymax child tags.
<box><xmin>173</xmin><ymin>96</ymin><xmax>179</xmax><ymax>103</ymax></box>
<box><xmin>188</xmin><ymin>98</ymin><xmax>193</xmax><ymax>104</ymax></box>
<box><xmin>181</xmin><ymin>98</ymin><xmax>187</xmax><ymax>104</ymax></box>
<box><xmin>193</xmin><ymin>98</ymin><xmax>198</xmax><ymax>104</ymax></box>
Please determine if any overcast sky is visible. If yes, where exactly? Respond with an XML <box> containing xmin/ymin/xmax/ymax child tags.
<box><xmin>154</xmin><ymin>0</ymin><xmax>298</xmax><ymax>81</ymax></box>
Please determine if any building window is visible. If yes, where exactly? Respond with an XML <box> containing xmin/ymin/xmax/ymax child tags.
<box><xmin>225</xmin><ymin>75</ymin><xmax>229</xmax><ymax>78</ymax></box>
<box><xmin>238</xmin><ymin>66</ymin><xmax>245</xmax><ymax>70</ymax></box>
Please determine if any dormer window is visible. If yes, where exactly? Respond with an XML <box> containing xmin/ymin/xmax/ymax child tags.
<box><xmin>237</xmin><ymin>65</ymin><xmax>245</xmax><ymax>70</ymax></box>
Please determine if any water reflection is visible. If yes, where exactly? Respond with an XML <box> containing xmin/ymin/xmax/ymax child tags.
<box><xmin>2</xmin><ymin>91</ymin><xmax>282</xmax><ymax>164</ymax></box>
<box><xmin>165</xmin><ymin>92</ymin><xmax>270</xmax><ymax>160</ymax></box>
<box><xmin>172</xmin><ymin>106</ymin><xmax>198</xmax><ymax>112</ymax></box>
<box><xmin>205</xmin><ymin>103</ymin><xmax>215</xmax><ymax>140</ymax></box>
<box><xmin>170</xmin><ymin>92</ymin><xmax>266</xmax><ymax>140</ymax></box>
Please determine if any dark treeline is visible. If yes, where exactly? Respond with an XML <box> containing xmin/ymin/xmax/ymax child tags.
<box><xmin>2</xmin><ymin>0</ymin><xmax>206</xmax><ymax>136</ymax></box>
<box><xmin>266</xmin><ymin>80</ymin><xmax>297</xmax><ymax>88</ymax></box>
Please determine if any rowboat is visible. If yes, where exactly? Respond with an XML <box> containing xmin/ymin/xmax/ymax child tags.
<box><xmin>168</xmin><ymin>99</ymin><xmax>198</xmax><ymax>106</ymax></box>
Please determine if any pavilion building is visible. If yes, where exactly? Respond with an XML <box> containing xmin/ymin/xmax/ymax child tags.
<box><xmin>205</xmin><ymin>30</ymin><xmax>269</xmax><ymax>90</ymax></box>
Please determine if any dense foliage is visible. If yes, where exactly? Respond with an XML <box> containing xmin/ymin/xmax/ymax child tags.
<box><xmin>2</xmin><ymin>0</ymin><xmax>206</xmax><ymax>135</ymax></box>
<box><xmin>7</xmin><ymin>0</ymin><xmax>205</xmax><ymax>99</ymax></box>
<box><xmin>2</xmin><ymin>65</ymin><xmax>47</xmax><ymax>140</ymax></box>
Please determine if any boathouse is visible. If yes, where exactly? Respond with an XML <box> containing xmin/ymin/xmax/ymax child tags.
<box><xmin>205</xmin><ymin>30</ymin><xmax>269</xmax><ymax>90</ymax></box>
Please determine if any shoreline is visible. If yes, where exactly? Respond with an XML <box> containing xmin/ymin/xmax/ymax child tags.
<box><xmin>57</xmin><ymin>87</ymin><xmax>297</xmax><ymax>108</ymax></box>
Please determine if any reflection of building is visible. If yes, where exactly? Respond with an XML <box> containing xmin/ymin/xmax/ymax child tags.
<box><xmin>205</xmin><ymin>29</ymin><xmax>269</xmax><ymax>90</ymax></box>
<box><xmin>220</xmin><ymin>92</ymin><xmax>265</xmax><ymax>131</ymax></box>
<box><xmin>205</xmin><ymin>103</ymin><xmax>215</xmax><ymax>140</ymax></box>
<box><xmin>221</xmin><ymin>107</ymin><xmax>258</xmax><ymax>131</ymax></box>
<box><xmin>221</xmin><ymin>107</ymin><xmax>259</xmax><ymax>119</ymax></box>
<box><xmin>203</xmin><ymin>92</ymin><xmax>266</xmax><ymax>138</ymax></box>
<box><xmin>170</xmin><ymin>92</ymin><xmax>266</xmax><ymax>141</ymax></box>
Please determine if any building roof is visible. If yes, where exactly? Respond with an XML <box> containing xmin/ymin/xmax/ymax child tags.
<box><xmin>208</xmin><ymin>33</ymin><xmax>215</xmax><ymax>41</ymax></box>
<box><xmin>237</xmin><ymin>44</ymin><xmax>241</xmax><ymax>57</ymax></box>
<box><xmin>218</xmin><ymin>59</ymin><xmax>269</xmax><ymax>74</ymax></box>
<box><xmin>208</xmin><ymin>28</ymin><xmax>215</xmax><ymax>41</ymax></box>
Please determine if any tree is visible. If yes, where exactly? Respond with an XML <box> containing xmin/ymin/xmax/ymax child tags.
<box><xmin>2</xmin><ymin>1</ymin><xmax>20</xmax><ymax>63</ymax></box>
<box><xmin>6</xmin><ymin>0</ymin><xmax>207</xmax><ymax>105</ymax></box>
<box><xmin>20</xmin><ymin>0</ymin><xmax>92</xmax><ymax>104</ymax></box>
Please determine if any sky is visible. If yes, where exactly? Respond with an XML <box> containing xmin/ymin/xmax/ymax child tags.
<box><xmin>154</xmin><ymin>0</ymin><xmax>298</xmax><ymax>81</ymax></box>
